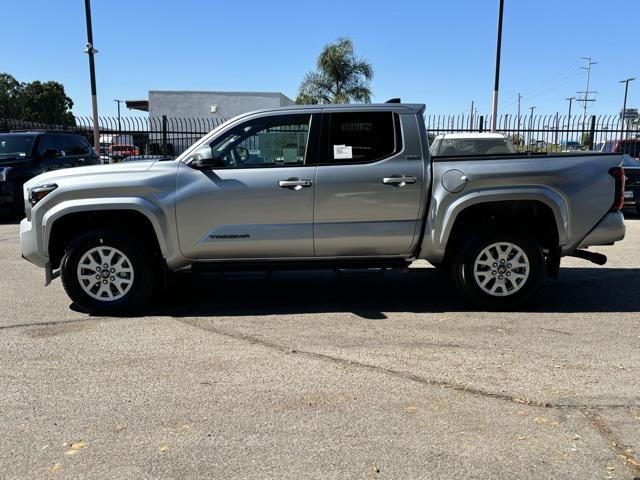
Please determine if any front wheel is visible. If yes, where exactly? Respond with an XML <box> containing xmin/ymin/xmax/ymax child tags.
<box><xmin>61</xmin><ymin>229</ymin><xmax>156</xmax><ymax>314</ymax></box>
<box><xmin>451</xmin><ymin>232</ymin><xmax>545</xmax><ymax>310</ymax></box>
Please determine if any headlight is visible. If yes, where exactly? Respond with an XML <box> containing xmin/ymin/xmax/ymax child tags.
<box><xmin>28</xmin><ymin>184</ymin><xmax>58</xmax><ymax>206</ymax></box>
<box><xmin>0</xmin><ymin>167</ymin><xmax>9</xmax><ymax>182</ymax></box>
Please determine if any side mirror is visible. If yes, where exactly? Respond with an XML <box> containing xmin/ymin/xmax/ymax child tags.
<box><xmin>190</xmin><ymin>152</ymin><xmax>227</xmax><ymax>170</ymax></box>
<box><xmin>42</xmin><ymin>149</ymin><xmax>59</xmax><ymax>159</ymax></box>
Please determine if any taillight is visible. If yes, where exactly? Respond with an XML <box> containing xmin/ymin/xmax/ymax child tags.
<box><xmin>609</xmin><ymin>167</ymin><xmax>626</xmax><ymax>211</ymax></box>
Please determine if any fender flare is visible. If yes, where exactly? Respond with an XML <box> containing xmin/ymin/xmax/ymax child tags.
<box><xmin>435</xmin><ymin>186</ymin><xmax>570</xmax><ymax>252</ymax></box>
<box><xmin>41</xmin><ymin>197</ymin><xmax>171</xmax><ymax>258</ymax></box>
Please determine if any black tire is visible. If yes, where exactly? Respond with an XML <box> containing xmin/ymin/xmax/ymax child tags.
<box><xmin>61</xmin><ymin>228</ymin><xmax>156</xmax><ymax>314</ymax></box>
<box><xmin>451</xmin><ymin>231</ymin><xmax>545</xmax><ymax>310</ymax></box>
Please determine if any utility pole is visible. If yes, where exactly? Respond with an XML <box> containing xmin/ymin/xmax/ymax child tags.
<box><xmin>516</xmin><ymin>93</ymin><xmax>522</xmax><ymax>131</ymax></box>
<box><xmin>577</xmin><ymin>57</ymin><xmax>597</xmax><ymax>119</ymax></box>
<box><xmin>83</xmin><ymin>0</ymin><xmax>100</xmax><ymax>153</ymax></box>
<box><xmin>619</xmin><ymin>78</ymin><xmax>635</xmax><ymax>139</ymax></box>
<box><xmin>114</xmin><ymin>99</ymin><xmax>123</xmax><ymax>140</ymax></box>
<box><xmin>490</xmin><ymin>0</ymin><xmax>505</xmax><ymax>132</ymax></box>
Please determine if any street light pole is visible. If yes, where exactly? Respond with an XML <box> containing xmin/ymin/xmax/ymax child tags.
<box><xmin>619</xmin><ymin>78</ymin><xmax>636</xmax><ymax>139</ymax></box>
<box><xmin>114</xmin><ymin>99</ymin><xmax>123</xmax><ymax>140</ymax></box>
<box><xmin>490</xmin><ymin>0</ymin><xmax>505</xmax><ymax>132</ymax></box>
<box><xmin>566</xmin><ymin>96</ymin><xmax>575</xmax><ymax>141</ymax></box>
<box><xmin>470</xmin><ymin>100</ymin><xmax>475</xmax><ymax>130</ymax></box>
<box><xmin>566</xmin><ymin>97</ymin><xmax>574</xmax><ymax>125</ymax></box>
<box><xmin>83</xmin><ymin>0</ymin><xmax>100</xmax><ymax>153</ymax></box>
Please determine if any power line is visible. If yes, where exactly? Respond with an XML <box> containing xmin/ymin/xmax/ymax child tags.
<box><xmin>498</xmin><ymin>60</ymin><xmax>581</xmax><ymax>108</ymax></box>
<box><xmin>499</xmin><ymin>67</ymin><xmax>582</xmax><ymax>110</ymax></box>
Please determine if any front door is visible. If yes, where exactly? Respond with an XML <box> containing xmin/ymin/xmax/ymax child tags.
<box><xmin>313</xmin><ymin>111</ymin><xmax>425</xmax><ymax>257</ymax></box>
<box><xmin>176</xmin><ymin>113</ymin><xmax>319</xmax><ymax>260</ymax></box>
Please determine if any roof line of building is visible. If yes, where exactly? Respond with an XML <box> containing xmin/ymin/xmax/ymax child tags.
<box><xmin>148</xmin><ymin>90</ymin><xmax>293</xmax><ymax>99</ymax></box>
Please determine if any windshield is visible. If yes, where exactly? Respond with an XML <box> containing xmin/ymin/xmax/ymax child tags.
<box><xmin>622</xmin><ymin>155</ymin><xmax>640</xmax><ymax>167</ymax></box>
<box><xmin>0</xmin><ymin>134</ymin><xmax>35</xmax><ymax>157</ymax></box>
<box><xmin>433</xmin><ymin>137</ymin><xmax>517</xmax><ymax>156</ymax></box>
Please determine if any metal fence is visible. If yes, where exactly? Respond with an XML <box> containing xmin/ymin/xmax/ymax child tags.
<box><xmin>2</xmin><ymin>113</ymin><xmax>639</xmax><ymax>159</ymax></box>
<box><xmin>425</xmin><ymin>113</ymin><xmax>639</xmax><ymax>151</ymax></box>
<box><xmin>0</xmin><ymin>115</ymin><xmax>227</xmax><ymax>160</ymax></box>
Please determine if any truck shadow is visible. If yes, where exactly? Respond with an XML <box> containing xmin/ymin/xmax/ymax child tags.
<box><xmin>148</xmin><ymin>266</ymin><xmax>640</xmax><ymax>318</ymax></box>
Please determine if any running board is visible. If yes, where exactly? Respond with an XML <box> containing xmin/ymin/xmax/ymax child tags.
<box><xmin>191</xmin><ymin>258</ymin><xmax>411</xmax><ymax>274</ymax></box>
<box><xmin>333</xmin><ymin>267</ymin><xmax>387</xmax><ymax>279</ymax></box>
<box><xmin>567</xmin><ymin>249</ymin><xmax>607</xmax><ymax>266</ymax></box>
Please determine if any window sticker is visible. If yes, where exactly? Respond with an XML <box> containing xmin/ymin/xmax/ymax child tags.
<box><xmin>333</xmin><ymin>144</ymin><xmax>353</xmax><ymax>160</ymax></box>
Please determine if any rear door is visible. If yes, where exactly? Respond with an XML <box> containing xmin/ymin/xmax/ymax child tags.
<box><xmin>176</xmin><ymin>112</ymin><xmax>319</xmax><ymax>260</ymax></box>
<box><xmin>313</xmin><ymin>109</ymin><xmax>425</xmax><ymax>257</ymax></box>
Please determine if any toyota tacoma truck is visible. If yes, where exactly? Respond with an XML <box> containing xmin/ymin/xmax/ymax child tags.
<box><xmin>19</xmin><ymin>103</ymin><xmax>626</xmax><ymax>313</ymax></box>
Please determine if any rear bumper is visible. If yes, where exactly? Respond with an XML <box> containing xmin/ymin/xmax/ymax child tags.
<box><xmin>623</xmin><ymin>187</ymin><xmax>639</xmax><ymax>207</ymax></box>
<box><xmin>578</xmin><ymin>211</ymin><xmax>625</xmax><ymax>249</ymax></box>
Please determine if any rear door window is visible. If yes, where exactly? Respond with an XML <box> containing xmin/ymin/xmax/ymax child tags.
<box><xmin>36</xmin><ymin>135</ymin><xmax>57</xmax><ymax>156</ymax></box>
<box><xmin>323</xmin><ymin>111</ymin><xmax>401</xmax><ymax>164</ymax></box>
<box><xmin>66</xmin><ymin>135</ymin><xmax>91</xmax><ymax>155</ymax></box>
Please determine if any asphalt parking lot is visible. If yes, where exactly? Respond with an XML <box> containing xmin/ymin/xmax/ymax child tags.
<box><xmin>0</xmin><ymin>216</ymin><xmax>639</xmax><ymax>479</ymax></box>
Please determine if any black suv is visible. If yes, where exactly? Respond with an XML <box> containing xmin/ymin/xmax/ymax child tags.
<box><xmin>0</xmin><ymin>131</ymin><xmax>99</xmax><ymax>217</ymax></box>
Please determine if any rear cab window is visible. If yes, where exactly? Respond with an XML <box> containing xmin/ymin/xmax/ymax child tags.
<box><xmin>322</xmin><ymin>111</ymin><xmax>402</xmax><ymax>164</ymax></box>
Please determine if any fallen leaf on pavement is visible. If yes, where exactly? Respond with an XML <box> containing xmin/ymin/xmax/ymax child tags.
<box><xmin>65</xmin><ymin>441</ymin><xmax>86</xmax><ymax>456</ymax></box>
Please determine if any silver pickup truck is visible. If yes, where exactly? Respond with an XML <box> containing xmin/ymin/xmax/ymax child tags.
<box><xmin>19</xmin><ymin>103</ymin><xmax>626</xmax><ymax>313</ymax></box>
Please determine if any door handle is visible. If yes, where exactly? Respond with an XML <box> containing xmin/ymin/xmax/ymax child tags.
<box><xmin>382</xmin><ymin>175</ymin><xmax>417</xmax><ymax>186</ymax></box>
<box><xmin>278</xmin><ymin>178</ymin><xmax>313</xmax><ymax>190</ymax></box>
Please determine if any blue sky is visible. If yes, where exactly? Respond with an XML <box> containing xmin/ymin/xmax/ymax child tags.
<box><xmin>2</xmin><ymin>0</ymin><xmax>638</xmax><ymax>117</ymax></box>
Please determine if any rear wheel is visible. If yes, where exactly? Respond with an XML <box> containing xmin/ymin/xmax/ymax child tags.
<box><xmin>61</xmin><ymin>229</ymin><xmax>156</xmax><ymax>314</ymax></box>
<box><xmin>451</xmin><ymin>232</ymin><xmax>545</xmax><ymax>309</ymax></box>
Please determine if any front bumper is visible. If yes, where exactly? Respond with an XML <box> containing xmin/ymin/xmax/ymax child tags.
<box><xmin>578</xmin><ymin>211</ymin><xmax>626</xmax><ymax>249</ymax></box>
<box><xmin>20</xmin><ymin>217</ymin><xmax>48</xmax><ymax>268</ymax></box>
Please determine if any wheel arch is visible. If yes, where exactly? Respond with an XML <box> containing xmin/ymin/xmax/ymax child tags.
<box><xmin>420</xmin><ymin>186</ymin><xmax>569</xmax><ymax>263</ymax></box>
<box><xmin>439</xmin><ymin>195</ymin><xmax>565</xmax><ymax>268</ymax></box>
<box><xmin>45</xmin><ymin>200</ymin><xmax>168</xmax><ymax>269</ymax></box>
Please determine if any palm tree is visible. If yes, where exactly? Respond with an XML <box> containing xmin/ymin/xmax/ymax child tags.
<box><xmin>296</xmin><ymin>38</ymin><xmax>374</xmax><ymax>104</ymax></box>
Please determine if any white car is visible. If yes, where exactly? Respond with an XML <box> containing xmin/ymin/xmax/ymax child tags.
<box><xmin>430</xmin><ymin>132</ymin><xmax>518</xmax><ymax>156</ymax></box>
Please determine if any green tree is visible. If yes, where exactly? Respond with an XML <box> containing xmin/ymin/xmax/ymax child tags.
<box><xmin>0</xmin><ymin>73</ymin><xmax>75</xmax><ymax>126</ymax></box>
<box><xmin>296</xmin><ymin>38</ymin><xmax>374</xmax><ymax>104</ymax></box>
<box><xmin>0</xmin><ymin>73</ymin><xmax>22</xmax><ymax>119</ymax></box>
